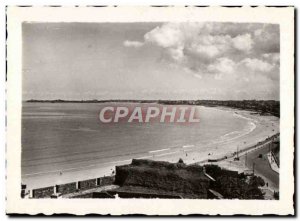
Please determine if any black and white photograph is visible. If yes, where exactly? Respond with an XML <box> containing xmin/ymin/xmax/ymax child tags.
<box><xmin>6</xmin><ymin>6</ymin><xmax>294</xmax><ymax>215</ymax></box>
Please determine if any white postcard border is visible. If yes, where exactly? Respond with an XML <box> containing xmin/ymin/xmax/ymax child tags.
<box><xmin>6</xmin><ymin>6</ymin><xmax>294</xmax><ymax>215</ymax></box>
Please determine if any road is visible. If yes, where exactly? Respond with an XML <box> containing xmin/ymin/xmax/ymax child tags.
<box><xmin>242</xmin><ymin>144</ymin><xmax>279</xmax><ymax>191</ymax></box>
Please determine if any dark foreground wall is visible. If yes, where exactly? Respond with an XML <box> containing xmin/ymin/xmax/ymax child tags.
<box><xmin>32</xmin><ymin>186</ymin><xmax>54</xmax><ymax>198</ymax></box>
<box><xmin>78</xmin><ymin>179</ymin><xmax>96</xmax><ymax>190</ymax></box>
<box><xmin>115</xmin><ymin>159</ymin><xmax>210</xmax><ymax>198</ymax></box>
<box><xmin>56</xmin><ymin>182</ymin><xmax>77</xmax><ymax>195</ymax></box>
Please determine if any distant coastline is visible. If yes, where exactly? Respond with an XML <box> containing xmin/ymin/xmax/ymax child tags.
<box><xmin>26</xmin><ymin>99</ymin><xmax>280</xmax><ymax>117</ymax></box>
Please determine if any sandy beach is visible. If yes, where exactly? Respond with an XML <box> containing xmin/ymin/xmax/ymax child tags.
<box><xmin>22</xmin><ymin>107</ymin><xmax>279</xmax><ymax>190</ymax></box>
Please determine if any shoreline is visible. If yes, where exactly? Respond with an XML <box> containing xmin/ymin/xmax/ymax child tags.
<box><xmin>22</xmin><ymin>106</ymin><xmax>279</xmax><ymax>190</ymax></box>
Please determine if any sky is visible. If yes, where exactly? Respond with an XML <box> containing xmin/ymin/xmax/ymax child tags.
<box><xmin>22</xmin><ymin>22</ymin><xmax>280</xmax><ymax>100</ymax></box>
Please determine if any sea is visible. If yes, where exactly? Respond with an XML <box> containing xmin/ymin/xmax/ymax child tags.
<box><xmin>22</xmin><ymin>102</ymin><xmax>251</xmax><ymax>179</ymax></box>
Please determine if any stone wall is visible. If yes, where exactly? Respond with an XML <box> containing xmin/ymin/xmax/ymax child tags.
<box><xmin>32</xmin><ymin>186</ymin><xmax>54</xmax><ymax>198</ymax></box>
<box><xmin>30</xmin><ymin>176</ymin><xmax>115</xmax><ymax>198</ymax></box>
<box><xmin>56</xmin><ymin>182</ymin><xmax>77</xmax><ymax>195</ymax></box>
<box><xmin>78</xmin><ymin>179</ymin><xmax>96</xmax><ymax>190</ymax></box>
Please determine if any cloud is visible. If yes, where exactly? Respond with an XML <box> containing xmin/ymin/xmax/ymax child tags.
<box><xmin>239</xmin><ymin>58</ymin><xmax>274</xmax><ymax>72</ymax></box>
<box><xmin>253</xmin><ymin>25</ymin><xmax>280</xmax><ymax>53</ymax></box>
<box><xmin>167</xmin><ymin>47</ymin><xmax>185</xmax><ymax>61</ymax></box>
<box><xmin>208</xmin><ymin>57</ymin><xmax>236</xmax><ymax>74</ymax></box>
<box><xmin>262</xmin><ymin>53</ymin><xmax>280</xmax><ymax>64</ymax></box>
<box><xmin>187</xmin><ymin>34</ymin><xmax>232</xmax><ymax>59</ymax></box>
<box><xmin>144</xmin><ymin>23</ymin><xmax>184</xmax><ymax>48</ymax></box>
<box><xmin>123</xmin><ymin>40</ymin><xmax>144</xmax><ymax>48</ymax></box>
<box><xmin>124</xmin><ymin>22</ymin><xmax>279</xmax><ymax>83</ymax></box>
<box><xmin>232</xmin><ymin>34</ymin><xmax>253</xmax><ymax>52</ymax></box>
<box><xmin>143</xmin><ymin>23</ymin><xmax>271</xmax><ymax>72</ymax></box>
<box><xmin>193</xmin><ymin>74</ymin><xmax>202</xmax><ymax>80</ymax></box>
